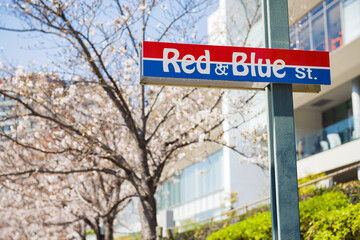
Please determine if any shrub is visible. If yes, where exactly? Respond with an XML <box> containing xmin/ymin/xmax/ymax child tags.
<box><xmin>173</xmin><ymin>205</ymin><xmax>271</xmax><ymax>240</ymax></box>
<box><xmin>115</xmin><ymin>233</ymin><xmax>142</xmax><ymax>240</ymax></box>
<box><xmin>193</xmin><ymin>182</ymin><xmax>360</xmax><ymax>240</ymax></box>
<box><xmin>207</xmin><ymin>191</ymin><xmax>352</xmax><ymax>240</ymax></box>
<box><xmin>310</xmin><ymin>180</ymin><xmax>360</xmax><ymax>203</ymax></box>
<box><xmin>331</xmin><ymin>181</ymin><xmax>360</xmax><ymax>204</ymax></box>
<box><xmin>206</xmin><ymin>212</ymin><xmax>272</xmax><ymax>240</ymax></box>
<box><xmin>298</xmin><ymin>173</ymin><xmax>326</xmax><ymax>200</ymax></box>
<box><xmin>299</xmin><ymin>191</ymin><xmax>350</xmax><ymax>237</ymax></box>
<box><xmin>306</xmin><ymin>203</ymin><xmax>360</xmax><ymax>239</ymax></box>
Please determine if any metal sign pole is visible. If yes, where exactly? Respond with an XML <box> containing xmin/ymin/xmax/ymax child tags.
<box><xmin>264</xmin><ymin>0</ymin><xmax>301</xmax><ymax>239</ymax></box>
<box><xmin>262</xmin><ymin>1</ymin><xmax>278</xmax><ymax>240</ymax></box>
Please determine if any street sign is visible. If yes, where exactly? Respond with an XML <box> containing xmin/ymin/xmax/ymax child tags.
<box><xmin>141</xmin><ymin>41</ymin><xmax>330</xmax><ymax>90</ymax></box>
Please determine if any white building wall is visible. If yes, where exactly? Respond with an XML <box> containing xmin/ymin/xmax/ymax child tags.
<box><xmin>297</xmin><ymin>138</ymin><xmax>360</xmax><ymax>178</ymax></box>
<box><xmin>171</xmin><ymin>191</ymin><xmax>225</xmax><ymax>223</ymax></box>
<box><xmin>207</xmin><ymin>0</ymin><xmax>227</xmax><ymax>45</ymax></box>
<box><xmin>221</xmin><ymin>91</ymin><xmax>269</xmax><ymax>209</ymax></box>
<box><xmin>208</xmin><ymin>0</ymin><xmax>263</xmax><ymax>47</ymax></box>
<box><xmin>157</xmin><ymin>190</ymin><xmax>226</xmax><ymax>227</ymax></box>
<box><xmin>228</xmin><ymin>150</ymin><xmax>269</xmax><ymax>207</ymax></box>
<box><xmin>208</xmin><ymin>0</ymin><xmax>269</xmax><ymax>210</ymax></box>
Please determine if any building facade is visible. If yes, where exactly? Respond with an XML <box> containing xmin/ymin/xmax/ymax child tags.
<box><xmin>156</xmin><ymin>0</ymin><xmax>360</xmax><ymax>232</ymax></box>
<box><xmin>290</xmin><ymin>0</ymin><xmax>360</xmax><ymax>181</ymax></box>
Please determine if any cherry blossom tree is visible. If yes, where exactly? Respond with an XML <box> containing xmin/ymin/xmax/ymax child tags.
<box><xmin>0</xmin><ymin>0</ymin><xmax>266</xmax><ymax>239</ymax></box>
<box><xmin>0</xmin><ymin>156</ymin><xmax>85</xmax><ymax>240</ymax></box>
<box><xmin>0</xmin><ymin>136</ymin><xmax>134</xmax><ymax>240</ymax></box>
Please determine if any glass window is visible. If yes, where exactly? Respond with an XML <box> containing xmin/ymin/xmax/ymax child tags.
<box><xmin>323</xmin><ymin>108</ymin><xmax>334</xmax><ymax>127</ymax></box>
<box><xmin>298</xmin><ymin>16</ymin><xmax>311</xmax><ymax>50</ymax></box>
<box><xmin>194</xmin><ymin>207</ymin><xmax>222</xmax><ymax>221</ymax></box>
<box><xmin>311</xmin><ymin>4</ymin><xmax>327</xmax><ymax>51</ymax></box>
<box><xmin>289</xmin><ymin>0</ymin><xmax>348</xmax><ymax>52</ymax></box>
<box><xmin>326</xmin><ymin>0</ymin><xmax>343</xmax><ymax>51</ymax></box>
<box><xmin>326</xmin><ymin>0</ymin><xmax>337</xmax><ymax>5</ymax></box>
<box><xmin>322</xmin><ymin>99</ymin><xmax>352</xmax><ymax>127</ymax></box>
<box><xmin>156</xmin><ymin>150</ymin><xmax>223</xmax><ymax>210</ymax></box>
<box><xmin>289</xmin><ymin>25</ymin><xmax>297</xmax><ymax>49</ymax></box>
<box><xmin>334</xmin><ymin>102</ymin><xmax>348</xmax><ymax>122</ymax></box>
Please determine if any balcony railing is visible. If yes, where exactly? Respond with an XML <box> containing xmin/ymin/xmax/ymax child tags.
<box><xmin>296</xmin><ymin>116</ymin><xmax>356</xmax><ymax>160</ymax></box>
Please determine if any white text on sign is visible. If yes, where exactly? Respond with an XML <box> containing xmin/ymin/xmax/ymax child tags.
<box><xmin>162</xmin><ymin>48</ymin><xmax>318</xmax><ymax>80</ymax></box>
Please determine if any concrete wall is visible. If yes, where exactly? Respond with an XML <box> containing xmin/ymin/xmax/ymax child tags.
<box><xmin>227</xmin><ymin>149</ymin><xmax>269</xmax><ymax>208</ymax></box>
<box><xmin>222</xmin><ymin>90</ymin><xmax>269</xmax><ymax>210</ymax></box>
<box><xmin>297</xmin><ymin>138</ymin><xmax>360</xmax><ymax>178</ymax></box>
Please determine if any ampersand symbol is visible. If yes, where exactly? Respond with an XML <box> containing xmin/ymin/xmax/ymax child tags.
<box><xmin>215</xmin><ymin>64</ymin><xmax>228</xmax><ymax>75</ymax></box>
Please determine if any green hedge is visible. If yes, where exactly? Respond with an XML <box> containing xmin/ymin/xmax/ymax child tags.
<box><xmin>207</xmin><ymin>190</ymin><xmax>360</xmax><ymax>240</ymax></box>
<box><xmin>207</xmin><ymin>212</ymin><xmax>272</xmax><ymax>240</ymax></box>
<box><xmin>306</xmin><ymin>203</ymin><xmax>360</xmax><ymax>239</ymax></box>
<box><xmin>173</xmin><ymin>205</ymin><xmax>271</xmax><ymax>240</ymax></box>
<box><xmin>299</xmin><ymin>191</ymin><xmax>350</xmax><ymax>236</ymax></box>
<box><xmin>312</xmin><ymin>181</ymin><xmax>360</xmax><ymax>204</ymax></box>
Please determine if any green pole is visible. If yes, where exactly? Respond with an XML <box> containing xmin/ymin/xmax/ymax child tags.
<box><xmin>262</xmin><ymin>1</ymin><xmax>278</xmax><ymax>239</ymax></box>
<box><xmin>264</xmin><ymin>0</ymin><xmax>301</xmax><ymax>239</ymax></box>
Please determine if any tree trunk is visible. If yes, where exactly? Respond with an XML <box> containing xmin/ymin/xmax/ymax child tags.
<box><xmin>103</xmin><ymin>216</ymin><xmax>115</xmax><ymax>240</ymax></box>
<box><xmin>94</xmin><ymin>228</ymin><xmax>103</xmax><ymax>240</ymax></box>
<box><xmin>94</xmin><ymin>229</ymin><xmax>103</xmax><ymax>240</ymax></box>
<box><xmin>85</xmin><ymin>218</ymin><xmax>103</xmax><ymax>240</ymax></box>
<box><xmin>138</xmin><ymin>193</ymin><xmax>158</xmax><ymax>240</ymax></box>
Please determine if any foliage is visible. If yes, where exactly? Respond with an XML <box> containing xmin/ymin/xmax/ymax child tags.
<box><xmin>299</xmin><ymin>191</ymin><xmax>349</xmax><ymax>237</ymax></box>
<box><xmin>169</xmin><ymin>181</ymin><xmax>360</xmax><ymax>240</ymax></box>
<box><xmin>298</xmin><ymin>173</ymin><xmax>326</xmax><ymax>200</ymax></box>
<box><xmin>0</xmin><ymin>0</ymin><xmax>223</xmax><ymax>239</ymax></box>
<box><xmin>206</xmin><ymin>212</ymin><xmax>271</xmax><ymax>240</ymax></box>
<box><xmin>173</xmin><ymin>205</ymin><xmax>270</xmax><ymax>240</ymax></box>
<box><xmin>115</xmin><ymin>233</ymin><xmax>142</xmax><ymax>240</ymax></box>
<box><xmin>174</xmin><ymin>221</ymin><xmax>223</xmax><ymax>240</ymax></box>
<box><xmin>207</xmin><ymin>187</ymin><xmax>360</xmax><ymax>240</ymax></box>
<box><xmin>334</xmin><ymin>181</ymin><xmax>360</xmax><ymax>204</ymax></box>
<box><xmin>87</xmin><ymin>229</ymin><xmax>96</xmax><ymax>235</ymax></box>
<box><xmin>298</xmin><ymin>173</ymin><xmax>326</xmax><ymax>186</ymax></box>
<box><xmin>312</xmin><ymin>180</ymin><xmax>360</xmax><ymax>204</ymax></box>
<box><xmin>0</xmin><ymin>0</ymin><xmax>265</xmax><ymax>239</ymax></box>
<box><xmin>305</xmin><ymin>203</ymin><xmax>360</xmax><ymax>240</ymax></box>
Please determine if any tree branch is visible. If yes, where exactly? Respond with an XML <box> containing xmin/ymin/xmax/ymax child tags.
<box><xmin>0</xmin><ymin>167</ymin><xmax>119</xmax><ymax>178</ymax></box>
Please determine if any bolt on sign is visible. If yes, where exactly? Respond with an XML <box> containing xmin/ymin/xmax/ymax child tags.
<box><xmin>140</xmin><ymin>41</ymin><xmax>331</xmax><ymax>90</ymax></box>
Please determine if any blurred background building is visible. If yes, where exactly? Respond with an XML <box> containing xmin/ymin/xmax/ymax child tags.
<box><xmin>155</xmin><ymin>0</ymin><xmax>360</xmax><ymax>232</ymax></box>
<box><xmin>290</xmin><ymin>0</ymin><xmax>360</xmax><ymax>183</ymax></box>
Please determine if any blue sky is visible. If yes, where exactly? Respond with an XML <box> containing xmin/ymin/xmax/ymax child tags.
<box><xmin>0</xmin><ymin>1</ymin><xmax>218</xmax><ymax>67</ymax></box>
<box><xmin>0</xmin><ymin>13</ymin><xmax>51</xmax><ymax>66</ymax></box>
